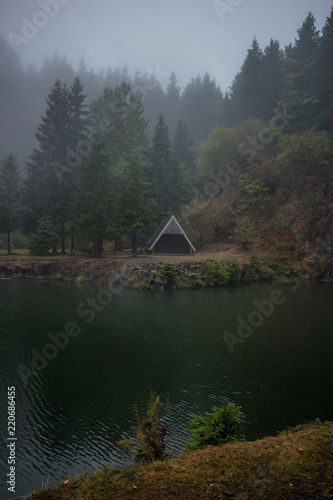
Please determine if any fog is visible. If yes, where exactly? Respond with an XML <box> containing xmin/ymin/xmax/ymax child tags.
<box><xmin>0</xmin><ymin>0</ymin><xmax>331</xmax><ymax>89</ymax></box>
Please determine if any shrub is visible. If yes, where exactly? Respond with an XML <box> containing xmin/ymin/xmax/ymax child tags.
<box><xmin>203</xmin><ymin>258</ymin><xmax>240</xmax><ymax>286</ymax></box>
<box><xmin>117</xmin><ymin>391</ymin><xmax>178</xmax><ymax>464</ymax></box>
<box><xmin>162</xmin><ymin>260</ymin><xmax>179</xmax><ymax>282</ymax></box>
<box><xmin>249</xmin><ymin>252</ymin><xmax>262</xmax><ymax>281</ymax></box>
<box><xmin>187</xmin><ymin>401</ymin><xmax>244</xmax><ymax>448</ymax></box>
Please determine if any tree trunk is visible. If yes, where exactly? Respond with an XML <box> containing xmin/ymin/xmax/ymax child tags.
<box><xmin>61</xmin><ymin>236</ymin><xmax>66</xmax><ymax>254</ymax></box>
<box><xmin>7</xmin><ymin>230</ymin><xmax>11</xmax><ymax>255</ymax></box>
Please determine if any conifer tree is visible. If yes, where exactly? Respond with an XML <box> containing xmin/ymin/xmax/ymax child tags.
<box><xmin>116</xmin><ymin>154</ymin><xmax>155</xmax><ymax>255</ymax></box>
<box><xmin>173</xmin><ymin>120</ymin><xmax>196</xmax><ymax>174</ymax></box>
<box><xmin>24</xmin><ymin>79</ymin><xmax>71</xmax><ymax>238</ymax></box>
<box><xmin>236</xmin><ymin>38</ymin><xmax>264</xmax><ymax>121</ymax></box>
<box><xmin>261</xmin><ymin>39</ymin><xmax>284</xmax><ymax>120</ymax></box>
<box><xmin>0</xmin><ymin>152</ymin><xmax>20</xmax><ymax>254</ymax></box>
<box><xmin>70</xmin><ymin>142</ymin><xmax>112</xmax><ymax>256</ymax></box>
<box><xmin>293</xmin><ymin>12</ymin><xmax>320</xmax><ymax>63</ymax></box>
<box><xmin>164</xmin><ymin>71</ymin><xmax>181</xmax><ymax>136</ymax></box>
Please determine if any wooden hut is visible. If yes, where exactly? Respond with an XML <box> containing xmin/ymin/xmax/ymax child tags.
<box><xmin>145</xmin><ymin>215</ymin><xmax>196</xmax><ymax>255</ymax></box>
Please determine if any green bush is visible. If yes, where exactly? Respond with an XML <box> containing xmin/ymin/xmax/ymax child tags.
<box><xmin>162</xmin><ymin>260</ymin><xmax>179</xmax><ymax>282</ymax></box>
<box><xmin>203</xmin><ymin>258</ymin><xmax>240</xmax><ymax>286</ymax></box>
<box><xmin>249</xmin><ymin>252</ymin><xmax>262</xmax><ymax>281</ymax></box>
<box><xmin>261</xmin><ymin>266</ymin><xmax>276</xmax><ymax>281</ymax></box>
<box><xmin>187</xmin><ymin>401</ymin><xmax>244</xmax><ymax>448</ymax></box>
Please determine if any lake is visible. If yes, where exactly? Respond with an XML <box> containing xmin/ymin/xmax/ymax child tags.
<box><xmin>0</xmin><ymin>280</ymin><xmax>332</xmax><ymax>498</ymax></box>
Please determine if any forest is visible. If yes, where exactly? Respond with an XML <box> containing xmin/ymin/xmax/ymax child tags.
<box><xmin>0</xmin><ymin>7</ymin><xmax>332</xmax><ymax>261</ymax></box>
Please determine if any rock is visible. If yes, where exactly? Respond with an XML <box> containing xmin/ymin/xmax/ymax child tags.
<box><xmin>153</xmin><ymin>274</ymin><xmax>167</xmax><ymax>285</ymax></box>
<box><xmin>222</xmin><ymin>245</ymin><xmax>230</xmax><ymax>251</ymax></box>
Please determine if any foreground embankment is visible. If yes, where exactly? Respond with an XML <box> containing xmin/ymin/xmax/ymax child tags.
<box><xmin>25</xmin><ymin>421</ymin><xmax>333</xmax><ymax>499</ymax></box>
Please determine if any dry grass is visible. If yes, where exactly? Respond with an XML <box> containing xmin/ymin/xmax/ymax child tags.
<box><xmin>0</xmin><ymin>244</ymin><xmax>251</xmax><ymax>264</ymax></box>
<box><xmin>25</xmin><ymin>422</ymin><xmax>333</xmax><ymax>500</ymax></box>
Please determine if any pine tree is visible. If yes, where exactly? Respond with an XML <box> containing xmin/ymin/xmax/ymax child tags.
<box><xmin>148</xmin><ymin>115</ymin><xmax>173</xmax><ymax>221</ymax></box>
<box><xmin>316</xmin><ymin>7</ymin><xmax>333</xmax><ymax>131</ymax></box>
<box><xmin>235</xmin><ymin>38</ymin><xmax>264</xmax><ymax>121</ymax></box>
<box><xmin>0</xmin><ymin>152</ymin><xmax>20</xmax><ymax>254</ymax></box>
<box><xmin>293</xmin><ymin>12</ymin><xmax>320</xmax><ymax>63</ymax></box>
<box><xmin>164</xmin><ymin>71</ymin><xmax>181</xmax><ymax>136</ymax></box>
<box><xmin>261</xmin><ymin>39</ymin><xmax>284</xmax><ymax>120</ymax></box>
<box><xmin>24</xmin><ymin>79</ymin><xmax>71</xmax><ymax>239</ymax></box>
<box><xmin>173</xmin><ymin>120</ymin><xmax>196</xmax><ymax>174</ymax></box>
<box><xmin>70</xmin><ymin>142</ymin><xmax>112</xmax><ymax>256</ymax></box>
<box><xmin>116</xmin><ymin>154</ymin><xmax>155</xmax><ymax>255</ymax></box>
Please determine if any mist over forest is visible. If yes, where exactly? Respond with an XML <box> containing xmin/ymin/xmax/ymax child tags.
<box><xmin>0</xmin><ymin>5</ymin><xmax>333</xmax><ymax>264</ymax></box>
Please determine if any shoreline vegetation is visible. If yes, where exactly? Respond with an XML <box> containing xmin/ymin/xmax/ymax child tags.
<box><xmin>0</xmin><ymin>244</ymin><xmax>330</xmax><ymax>290</ymax></box>
<box><xmin>25</xmin><ymin>421</ymin><xmax>333</xmax><ymax>500</ymax></box>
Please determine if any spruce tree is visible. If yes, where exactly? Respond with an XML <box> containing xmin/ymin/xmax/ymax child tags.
<box><xmin>116</xmin><ymin>154</ymin><xmax>155</xmax><ymax>255</ymax></box>
<box><xmin>293</xmin><ymin>12</ymin><xmax>320</xmax><ymax>63</ymax></box>
<box><xmin>236</xmin><ymin>38</ymin><xmax>264</xmax><ymax>121</ymax></box>
<box><xmin>24</xmin><ymin>79</ymin><xmax>71</xmax><ymax>239</ymax></box>
<box><xmin>261</xmin><ymin>39</ymin><xmax>284</xmax><ymax>120</ymax></box>
<box><xmin>0</xmin><ymin>152</ymin><xmax>20</xmax><ymax>254</ymax></box>
<box><xmin>173</xmin><ymin>120</ymin><xmax>196</xmax><ymax>174</ymax></box>
<box><xmin>70</xmin><ymin>142</ymin><xmax>112</xmax><ymax>256</ymax></box>
<box><xmin>164</xmin><ymin>71</ymin><xmax>181</xmax><ymax>136</ymax></box>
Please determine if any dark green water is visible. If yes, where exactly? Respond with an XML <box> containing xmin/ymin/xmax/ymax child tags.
<box><xmin>0</xmin><ymin>280</ymin><xmax>332</xmax><ymax>497</ymax></box>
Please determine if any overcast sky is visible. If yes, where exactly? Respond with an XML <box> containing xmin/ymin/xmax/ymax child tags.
<box><xmin>1</xmin><ymin>0</ymin><xmax>332</xmax><ymax>90</ymax></box>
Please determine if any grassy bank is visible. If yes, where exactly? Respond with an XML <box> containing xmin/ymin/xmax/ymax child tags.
<box><xmin>26</xmin><ymin>422</ymin><xmax>333</xmax><ymax>500</ymax></box>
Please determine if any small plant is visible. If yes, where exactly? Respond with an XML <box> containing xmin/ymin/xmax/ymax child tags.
<box><xmin>77</xmin><ymin>275</ymin><xmax>90</xmax><ymax>284</ymax></box>
<box><xmin>187</xmin><ymin>401</ymin><xmax>244</xmax><ymax>449</ymax></box>
<box><xmin>162</xmin><ymin>260</ymin><xmax>179</xmax><ymax>283</ymax></box>
<box><xmin>249</xmin><ymin>252</ymin><xmax>262</xmax><ymax>281</ymax></box>
<box><xmin>117</xmin><ymin>390</ymin><xmax>177</xmax><ymax>464</ymax></box>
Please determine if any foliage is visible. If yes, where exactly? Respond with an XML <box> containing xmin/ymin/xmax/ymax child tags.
<box><xmin>70</xmin><ymin>142</ymin><xmax>112</xmax><ymax>256</ymax></box>
<box><xmin>203</xmin><ymin>258</ymin><xmax>240</xmax><ymax>286</ymax></box>
<box><xmin>0</xmin><ymin>152</ymin><xmax>20</xmax><ymax>254</ymax></box>
<box><xmin>116</xmin><ymin>391</ymin><xmax>176</xmax><ymax>464</ymax></box>
<box><xmin>8</xmin><ymin>231</ymin><xmax>29</xmax><ymax>249</ymax></box>
<box><xmin>276</xmin><ymin>129</ymin><xmax>333</xmax><ymax>185</ymax></box>
<box><xmin>238</xmin><ymin>174</ymin><xmax>272</xmax><ymax>215</ymax></box>
<box><xmin>115</xmin><ymin>154</ymin><xmax>155</xmax><ymax>255</ymax></box>
<box><xmin>233</xmin><ymin>216</ymin><xmax>256</xmax><ymax>249</ymax></box>
<box><xmin>29</xmin><ymin>215</ymin><xmax>59</xmax><ymax>255</ymax></box>
<box><xmin>162</xmin><ymin>260</ymin><xmax>179</xmax><ymax>282</ymax></box>
<box><xmin>181</xmin><ymin>199</ymin><xmax>236</xmax><ymax>249</ymax></box>
<box><xmin>187</xmin><ymin>401</ymin><xmax>244</xmax><ymax>448</ymax></box>
<box><xmin>249</xmin><ymin>252</ymin><xmax>262</xmax><ymax>281</ymax></box>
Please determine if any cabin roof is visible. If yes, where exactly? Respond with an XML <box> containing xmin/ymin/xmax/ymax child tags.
<box><xmin>145</xmin><ymin>215</ymin><xmax>196</xmax><ymax>252</ymax></box>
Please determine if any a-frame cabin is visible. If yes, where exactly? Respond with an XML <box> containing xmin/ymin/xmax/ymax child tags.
<box><xmin>145</xmin><ymin>215</ymin><xmax>196</xmax><ymax>255</ymax></box>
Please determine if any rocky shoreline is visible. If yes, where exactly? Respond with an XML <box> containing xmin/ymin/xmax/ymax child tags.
<box><xmin>0</xmin><ymin>258</ymin><xmax>209</xmax><ymax>290</ymax></box>
<box><xmin>0</xmin><ymin>256</ymin><xmax>318</xmax><ymax>290</ymax></box>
